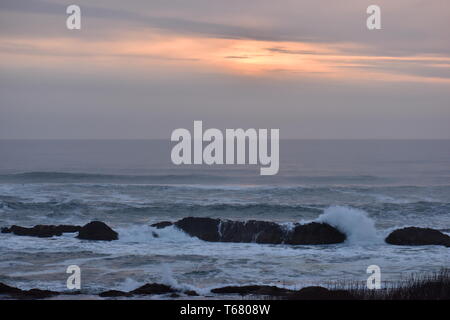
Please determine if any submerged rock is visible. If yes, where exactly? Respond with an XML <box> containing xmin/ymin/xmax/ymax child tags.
<box><xmin>174</xmin><ymin>217</ymin><xmax>346</xmax><ymax>245</ymax></box>
<box><xmin>151</xmin><ymin>221</ymin><xmax>173</xmax><ymax>229</ymax></box>
<box><xmin>184</xmin><ymin>290</ymin><xmax>199</xmax><ymax>296</ymax></box>
<box><xmin>130</xmin><ymin>283</ymin><xmax>176</xmax><ymax>295</ymax></box>
<box><xmin>385</xmin><ymin>227</ymin><xmax>450</xmax><ymax>247</ymax></box>
<box><xmin>77</xmin><ymin>221</ymin><xmax>118</xmax><ymax>241</ymax></box>
<box><xmin>1</xmin><ymin>224</ymin><xmax>81</xmax><ymax>238</ymax></box>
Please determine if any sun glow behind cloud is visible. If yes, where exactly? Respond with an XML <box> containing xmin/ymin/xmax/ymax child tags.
<box><xmin>2</xmin><ymin>30</ymin><xmax>450</xmax><ymax>84</ymax></box>
<box><xmin>1</xmin><ymin>0</ymin><xmax>450</xmax><ymax>139</ymax></box>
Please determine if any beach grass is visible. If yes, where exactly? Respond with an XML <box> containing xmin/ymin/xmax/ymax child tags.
<box><xmin>331</xmin><ymin>268</ymin><xmax>450</xmax><ymax>300</ymax></box>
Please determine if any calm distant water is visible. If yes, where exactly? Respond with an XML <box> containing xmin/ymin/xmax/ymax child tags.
<box><xmin>0</xmin><ymin>140</ymin><xmax>449</xmax><ymax>297</ymax></box>
<box><xmin>1</xmin><ymin>139</ymin><xmax>449</xmax><ymax>184</ymax></box>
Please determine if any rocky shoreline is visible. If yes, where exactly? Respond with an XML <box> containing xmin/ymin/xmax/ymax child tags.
<box><xmin>2</xmin><ymin>269</ymin><xmax>449</xmax><ymax>300</ymax></box>
<box><xmin>2</xmin><ymin>221</ymin><xmax>118</xmax><ymax>241</ymax></box>
<box><xmin>1</xmin><ymin>217</ymin><xmax>449</xmax><ymax>300</ymax></box>
<box><xmin>0</xmin><ymin>281</ymin><xmax>356</xmax><ymax>300</ymax></box>
<box><xmin>2</xmin><ymin>217</ymin><xmax>450</xmax><ymax>246</ymax></box>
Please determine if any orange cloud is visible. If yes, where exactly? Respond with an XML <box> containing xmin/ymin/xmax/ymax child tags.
<box><xmin>1</xmin><ymin>31</ymin><xmax>450</xmax><ymax>83</ymax></box>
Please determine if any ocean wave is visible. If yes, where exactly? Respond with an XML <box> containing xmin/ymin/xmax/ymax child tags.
<box><xmin>0</xmin><ymin>171</ymin><xmax>232</xmax><ymax>183</ymax></box>
<box><xmin>316</xmin><ymin>206</ymin><xmax>381</xmax><ymax>244</ymax></box>
<box><xmin>0</xmin><ymin>171</ymin><xmax>412</xmax><ymax>186</ymax></box>
<box><xmin>0</xmin><ymin>198</ymin><xmax>323</xmax><ymax>215</ymax></box>
<box><xmin>118</xmin><ymin>206</ymin><xmax>383</xmax><ymax>246</ymax></box>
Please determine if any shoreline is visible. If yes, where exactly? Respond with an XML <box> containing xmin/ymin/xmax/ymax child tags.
<box><xmin>1</xmin><ymin>269</ymin><xmax>449</xmax><ymax>300</ymax></box>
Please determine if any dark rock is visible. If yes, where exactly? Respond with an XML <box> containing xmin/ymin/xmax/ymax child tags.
<box><xmin>0</xmin><ymin>282</ymin><xmax>22</xmax><ymax>295</ymax></box>
<box><xmin>211</xmin><ymin>285</ymin><xmax>294</xmax><ymax>296</ymax></box>
<box><xmin>128</xmin><ymin>283</ymin><xmax>196</xmax><ymax>296</ymax></box>
<box><xmin>174</xmin><ymin>217</ymin><xmax>346</xmax><ymax>245</ymax></box>
<box><xmin>57</xmin><ymin>225</ymin><xmax>82</xmax><ymax>233</ymax></box>
<box><xmin>99</xmin><ymin>290</ymin><xmax>132</xmax><ymax>298</ymax></box>
<box><xmin>0</xmin><ymin>283</ymin><xmax>59</xmax><ymax>299</ymax></box>
<box><xmin>287</xmin><ymin>286</ymin><xmax>354</xmax><ymax>300</ymax></box>
<box><xmin>385</xmin><ymin>227</ymin><xmax>450</xmax><ymax>247</ymax></box>
<box><xmin>1</xmin><ymin>227</ymin><xmax>11</xmax><ymax>233</ymax></box>
<box><xmin>1</xmin><ymin>225</ymin><xmax>82</xmax><ymax>238</ymax></box>
<box><xmin>63</xmin><ymin>290</ymin><xmax>82</xmax><ymax>296</ymax></box>
<box><xmin>152</xmin><ymin>231</ymin><xmax>159</xmax><ymax>238</ymax></box>
<box><xmin>77</xmin><ymin>221</ymin><xmax>118</xmax><ymax>241</ymax></box>
<box><xmin>130</xmin><ymin>283</ymin><xmax>175</xmax><ymax>295</ymax></box>
<box><xmin>175</xmin><ymin>217</ymin><xmax>221</xmax><ymax>242</ymax></box>
<box><xmin>286</xmin><ymin>222</ymin><xmax>346</xmax><ymax>245</ymax></box>
<box><xmin>20</xmin><ymin>289</ymin><xmax>59</xmax><ymax>299</ymax></box>
<box><xmin>218</xmin><ymin>220</ymin><xmax>284</xmax><ymax>244</ymax></box>
<box><xmin>210</xmin><ymin>284</ymin><xmax>353</xmax><ymax>300</ymax></box>
<box><xmin>184</xmin><ymin>290</ymin><xmax>199</xmax><ymax>296</ymax></box>
<box><xmin>151</xmin><ymin>221</ymin><xmax>173</xmax><ymax>229</ymax></box>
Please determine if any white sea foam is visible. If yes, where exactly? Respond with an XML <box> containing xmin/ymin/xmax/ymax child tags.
<box><xmin>316</xmin><ymin>206</ymin><xmax>381</xmax><ymax>244</ymax></box>
<box><xmin>116</xmin><ymin>278</ymin><xmax>143</xmax><ymax>292</ymax></box>
<box><xmin>117</xmin><ymin>224</ymin><xmax>198</xmax><ymax>244</ymax></box>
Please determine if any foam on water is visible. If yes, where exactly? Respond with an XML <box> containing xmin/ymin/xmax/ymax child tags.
<box><xmin>118</xmin><ymin>225</ymin><xmax>198</xmax><ymax>244</ymax></box>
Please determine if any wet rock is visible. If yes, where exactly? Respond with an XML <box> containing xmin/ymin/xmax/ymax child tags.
<box><xmin>130</xmin><ymin>283</ymin><xmax>175</xmax><ymax>295</ymax></box>
<box><xmin>175</xmin><ymin>217</ymin><xmax>220</xmax><ymax>242</ymax></box>
<box><xmin>99</xmin><ymin>290</ymin><xmax>133</xmax><ymax>298</ymax></box>
<box><xmin>385</xmin><ymin>227</ymin><xmax>450</xmax><ymax>247</ymax></box>
<box><xmin>20</xmin><ymin>289</ymin><xmax>60</xmax><ymax>299</ymax></box>
<box><xmin>151</xmin><ymin>221</ymin><xmax>173</xmax><ymax>229</ymax></box>
<box><xmin>77</xmin><ymin>221</ymin><xmax>118</xmax><ymax>241</ymax></box>
<box><xmin>174</xmin><ymin>217</ymin><xmax>346</xmax><ymax>245</ymax></box>
<box><xmin>211</xmin><ymin>284</ymin><xmax>353</xmax><ymax>300</ymax></box>
<box><xmin>286</xmin><ymin>222</ymin><xmax>346</xmax><ymax>245</ymax></box>
<box><xmin>0</xmin><ymin>283</ymin><xmax>59</xmax><ymax>299</ymax></box>
<box><xmin>0</xmin><ymin>282</ymin><xmax>22</xmax><ymax>295</ymax></box>
<box><xmin>218</xmin><ymin>220</ymin><xmax>284</xmax><ymax>244</ymax></box>
<box><xmin>57</xmin><ymin>225</ymin><xmax>82</xmax><ymax>233</ymax></box>
<box><xmin>1</xmin><ymin>225</ymin><xmax>81</xmax><ymax>238</ymax></box>
<box><xmin>184</xmin><ymin>290</ymin><xmax>199</xmax><ymax>296</ymax></box>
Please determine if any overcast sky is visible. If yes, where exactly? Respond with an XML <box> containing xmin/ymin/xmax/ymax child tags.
<box><xmin>1</xmin><ymin>0</ymin><xmax>449</xmax><ymax>139</ymax></box>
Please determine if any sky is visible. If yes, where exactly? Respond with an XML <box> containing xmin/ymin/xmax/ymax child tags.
<box><xmin>0</xmin><ymin>0</ymin><xmax>449</xmax><ymax>139</ymax></box>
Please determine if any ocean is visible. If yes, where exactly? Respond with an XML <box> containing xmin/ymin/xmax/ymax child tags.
<box><xmin>0</xmin><ymin>139</ymin><xmax>449</xmax><ymax>296</ymax></box>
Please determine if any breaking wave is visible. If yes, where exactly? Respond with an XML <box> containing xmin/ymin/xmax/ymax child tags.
<box><xmin>316</xmin><ymin>206</ymin><xmax>381</xmax><ymax>244</ymax></box>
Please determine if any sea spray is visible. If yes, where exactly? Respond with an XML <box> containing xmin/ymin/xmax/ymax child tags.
<box><xmin>316</xmin><ymin>206</ymin><xmax>380</xmax><ymax>244</ymax></box>
<box><xmin>160</xmin><ymin>264</ymin><xmax>209</xmax><ymax>295</ymax></box>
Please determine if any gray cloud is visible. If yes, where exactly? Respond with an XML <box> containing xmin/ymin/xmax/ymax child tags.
<box><xmin>1</xmin><ymin>0</ymin><xmax>450</xmax><ymax>139</ymax></box>
<box><xmin>1</xmin><ymin>0</ymin><xmax>450</xmax><ymax>56</ymax></box>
